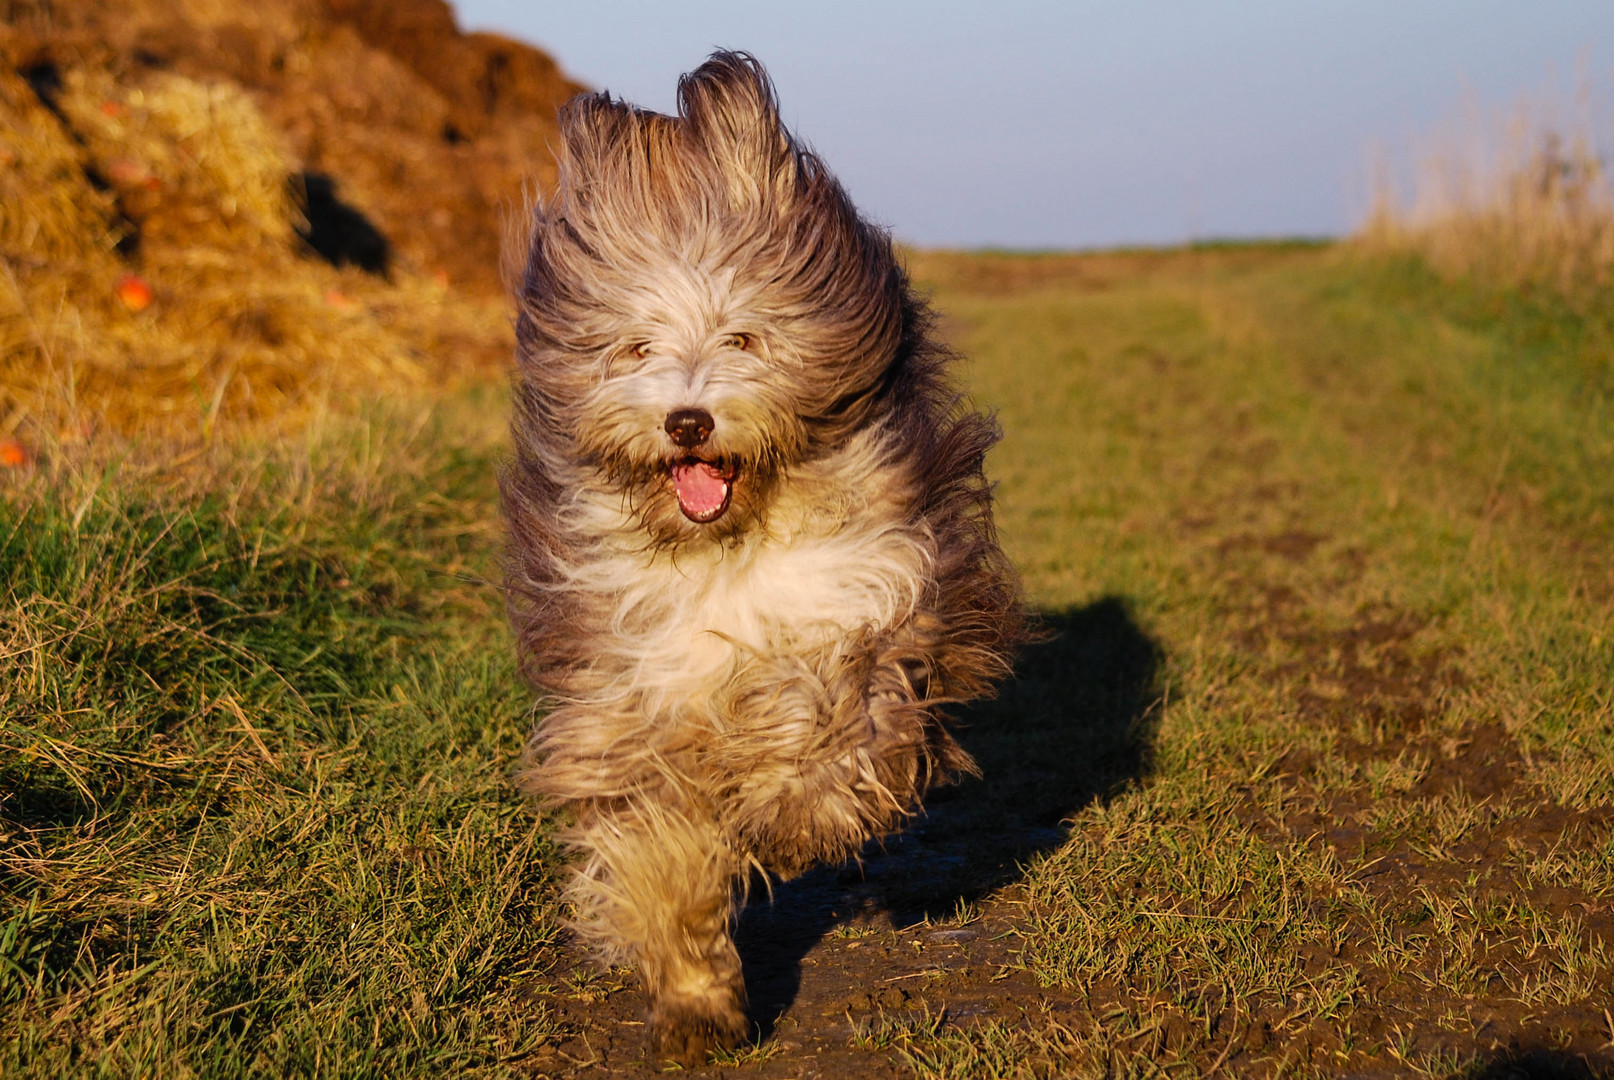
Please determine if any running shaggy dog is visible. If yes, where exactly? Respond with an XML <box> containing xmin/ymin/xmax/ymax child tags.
<box><xmin>503</xmin><ymin>51</ymin><xmax>1023</xmax><ymax>1066</ymax></box>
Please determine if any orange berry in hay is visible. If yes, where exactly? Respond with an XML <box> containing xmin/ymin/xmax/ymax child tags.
<box><xmin>107</xmin><ymin>158</ymin><xmax>159</xmax><ymax>189</ymax></box>
<box><xmin>115</xmin><ymin>274</ymin><xmax>153</xmax><ymax>312</ymax></box>
<box><xmin>0</xmin><ymin>438</ymin><xmax>29</xmax><ymax>468</ymax></box>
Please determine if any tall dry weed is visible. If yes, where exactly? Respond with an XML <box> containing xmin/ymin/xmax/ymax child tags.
<box><xmin>1360</xmin><ymin>77</ymin><xmax>1614</xmax><ymax>305</ymax></box>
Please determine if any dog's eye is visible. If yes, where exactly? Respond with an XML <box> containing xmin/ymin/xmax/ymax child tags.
<box><xmin>722</xmin><ymin>333</ymin><xmax>754</xmax><ymax>352</ymax></box>
<box><xmin>630</xmin><ymin>342</ymin><xmax>653</xmax><ymax>359</ymax></box>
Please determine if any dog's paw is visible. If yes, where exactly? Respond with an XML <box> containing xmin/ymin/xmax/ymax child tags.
<box><xmin>648</xmin><ymin>993</ymin><xmax>747</xmax><ymax>1068</ymax></box>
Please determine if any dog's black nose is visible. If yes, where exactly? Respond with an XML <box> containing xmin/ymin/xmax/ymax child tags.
<box><xmin>664</xmin><ymin>408</ymin><xmax>714</xmax><ymax>448</ymax></box>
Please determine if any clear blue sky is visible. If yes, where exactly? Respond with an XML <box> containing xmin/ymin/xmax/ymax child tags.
<box><xmin>454</xmin><ymin>0</ymin><xmax>1614</xmax><ymax>249</ymax></box>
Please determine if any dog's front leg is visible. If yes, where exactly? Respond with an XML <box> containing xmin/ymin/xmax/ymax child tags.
<box><xmin>567</xmin><ymin>798</ymin><xmax>748</xmax><ymax>1066</ymax></box>
<box><xmin>713</xmin><ymin>632</ymin><xmax>965</xmax><ymax>878</ymax></box>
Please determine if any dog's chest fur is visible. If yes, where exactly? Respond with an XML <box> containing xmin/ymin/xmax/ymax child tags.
<box><xmin>571</xmin><ymin>435</ymin><xmax>928</xmax><ymax>714</ymax></box>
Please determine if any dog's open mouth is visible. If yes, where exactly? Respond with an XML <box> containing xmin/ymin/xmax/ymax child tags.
<box><xmin>669</xmin><ymin>458</ymin><xmax>736</xmax><ymax>523</ymax></box>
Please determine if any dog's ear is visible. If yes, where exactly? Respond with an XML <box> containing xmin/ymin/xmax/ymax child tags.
<box><xmin>677</xmin><ymin>51</ymin><xmax>795</xmax><ymax>198</ymax></box>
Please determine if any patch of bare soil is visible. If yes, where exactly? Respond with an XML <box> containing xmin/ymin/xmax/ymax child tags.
<box><xmin>1258</xmin><ymin>766</ymin><xmax>1614</xmax><ymax>1073</ymax></box>
<box><xmin>1219</xmin><ymin>532</ymin><xmax>1614</xmax><ymax>1077</ymax></box>
<box><xmin>523</xmin><ymin>874</ymin><xmax>1048</xmax><ymax>1078</ymax></box>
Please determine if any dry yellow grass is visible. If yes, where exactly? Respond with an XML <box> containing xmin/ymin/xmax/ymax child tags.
<box><xmin>58</xmin><ymin>66</ymin><xmax>301</xmax><ymax>252</ymax></box>
<box><xmin>1360</xmin><ymin>80</ymin><xmax>1614</xmax><ymax>303</ymax></box>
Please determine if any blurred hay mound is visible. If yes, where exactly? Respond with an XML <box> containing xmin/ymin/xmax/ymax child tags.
<box><xmin>0</xmin><ymin>0</ymin><xmax>582</xmax><ymax>439</ymax></box>
<box><xmin>1361</xmin><ymin>83</ymin><xmax>1614</xmax><ymax>306</ymax></box>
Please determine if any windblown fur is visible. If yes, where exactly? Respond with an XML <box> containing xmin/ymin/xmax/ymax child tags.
<box><xmin>503</xmin><ymin>51</ymin><xmax>1023</xmax><ymax>1066</ymax></box>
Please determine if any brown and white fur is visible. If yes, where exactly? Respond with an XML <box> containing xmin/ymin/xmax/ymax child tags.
<box><xmin>502</xmin><ymin>52</ymin><xmax>1023</xmax><ymax>1066</ymax></box>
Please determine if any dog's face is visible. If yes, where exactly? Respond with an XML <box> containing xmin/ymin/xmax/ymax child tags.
<box><xmin>515</xmin><ymin>53</ymin><xmax>909</xmax><ymax>545</ymax></box>
<box><xmin>562</xmin><ymin>266</ymin><xmax>812</xmax><ymax>543</ymax></box>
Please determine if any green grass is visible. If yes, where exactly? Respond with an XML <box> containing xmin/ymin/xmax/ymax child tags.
<box><xmin>0</xmin><ymin>397</ymin><xmax>565</xmax><ymax>1077</ymax></box>
<box><xmin>3</xmin><ymin>245</ymin><xmax>1612</xmax><ymax>1077</ymax></box>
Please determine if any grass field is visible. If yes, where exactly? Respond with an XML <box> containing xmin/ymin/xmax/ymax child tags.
<box><xmin>3</xmin><ymin>243</ymin><xmax>1611</xmax><ymax>1078</ymax></box>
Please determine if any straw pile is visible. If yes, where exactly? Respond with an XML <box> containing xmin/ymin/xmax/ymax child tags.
<box><xmin>0</xmin><ymin>0</ymin><xmax>581</xmax><ymax>441</ymax></box>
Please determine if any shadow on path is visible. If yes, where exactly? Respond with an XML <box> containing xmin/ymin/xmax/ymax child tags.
<box><xmin>737</xmin><ymin>596</ymin><xmax>1164</xmax><ymax>1039</ymax></box>
<box><xmin>1465</xmin><ymin>1049</ymin><xmax>1612</xmax><ymax>1080</ymax></box>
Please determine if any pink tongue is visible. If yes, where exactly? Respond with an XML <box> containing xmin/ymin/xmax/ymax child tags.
<box><xmin>671</xmin><ymin>462</ymin><xmax>729</xmax><ymax>517</ymax></box>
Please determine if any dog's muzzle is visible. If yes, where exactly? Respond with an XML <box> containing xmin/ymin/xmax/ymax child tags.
<box><xmin>664</xmin><ymin>408</ymin><xmax>735</xmax><ymax>523</ymax></box>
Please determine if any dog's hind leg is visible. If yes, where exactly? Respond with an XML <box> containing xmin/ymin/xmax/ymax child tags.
<box><xmin>567</xmin><ymin>798</ymin><xmax>748</xmax><ymax>1067</ymax></box>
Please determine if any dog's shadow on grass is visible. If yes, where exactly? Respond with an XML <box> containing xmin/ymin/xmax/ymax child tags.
<box><xmin>736</xmin><ymin>595</ymin><xmax>1164</xmax><ymax>1039</ymax></box>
